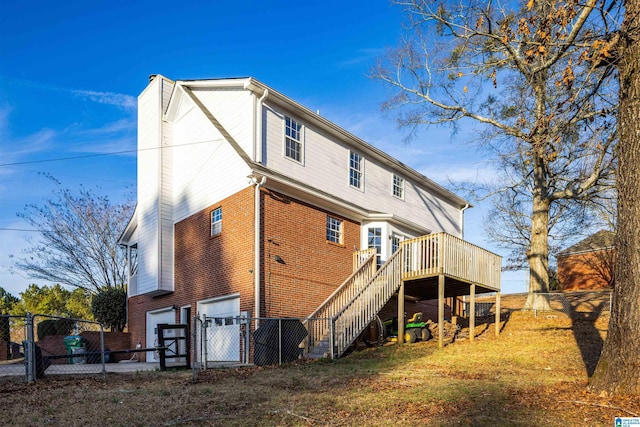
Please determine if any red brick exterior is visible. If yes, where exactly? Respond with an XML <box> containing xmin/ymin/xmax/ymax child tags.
<box><xmin>37</xmin><ymin>332</ymin><xmax>131</xmax><ymax>364</ymax></box>
<box><xmin>128</xmin><ymin>187</ymin><xmax>255</xmax><ymax>359</ymax></box>
<box><xmin>127</xmin><ymin>187</ymin><xmax>360</xmax><ymax>358</ymax></box>
<box><xmin>261</xmin><ymin>190</ymin><xmax>359</xmax><ymax>318</ymax></box>
<box><xmin>557</xmin><ymin>249</ymin><xmax>615</xmax><ymax>291</ymax></box>
<box><xmin>82</xmin><ymin>331</ymin><xmax>132</xmax><ymax>362</ymax></box>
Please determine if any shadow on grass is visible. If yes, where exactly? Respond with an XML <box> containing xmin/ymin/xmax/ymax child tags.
<box><xmin>564</xmin><ymin>294</ymin><xmax>608</xmax><ymax>376</ymax></box>
<box><xmin>532</xmin><ymin>292</ymin><xmax>608</xmax><ymax>376</ymax></box>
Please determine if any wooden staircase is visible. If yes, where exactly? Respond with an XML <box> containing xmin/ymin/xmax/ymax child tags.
<box><xmin>305</xmin><ymin>232</ymin><xmax>502</xmax><ymax>359</ymax></box>
<box><xmin>304</xmin><ymin>249</ymin><xmax>403</xmax><ymax>359</ymax></box>
<box><xmin>304</xmin><ymin>248</ymin><xmax>377</xmax><ymax>358</ymax></box>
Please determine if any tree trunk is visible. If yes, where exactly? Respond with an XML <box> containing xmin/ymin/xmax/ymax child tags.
<box><xmin>590</xmin><ymin>5</ymin><xmax>640</xmax><ymax>395</ymax></box>
<box><xmin>523</xmin><ymin>174</ymin><xmax>553</xmax><ymax>311</ymax></box>
<box><xmin>528</xmin><ymin>194</ymin><xmax>550</xmax><ymax>293</ymax></box>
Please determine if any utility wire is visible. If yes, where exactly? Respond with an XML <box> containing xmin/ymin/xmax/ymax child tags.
<box><xmin>0</xmin><ymin>139</ymin><xmax>221</xmax><ymax>167</ymax></box>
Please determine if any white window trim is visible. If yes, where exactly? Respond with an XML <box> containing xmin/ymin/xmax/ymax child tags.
<box><xmin>349</xmin><ymin>150</ymin><xmax>364</xmax><ymax>191</ymax></box>
<box><xmin>326</xmin><ymin>216</ymin><xmax>343</xmax><ymax>244</ymax></box>
<box><xmin>283</xmin><ymin>116</ymin><xmax>304</xmax><ymax>165</ymax></box>
<box><xmin>211</xmin><ymin>207</ymin><xmax>222</xmax><ymax>236</ymax></box>
<box><xmin>392</xmin><ymin>174</ymin><xmax>405</xmax><ymax>200</ymax></box>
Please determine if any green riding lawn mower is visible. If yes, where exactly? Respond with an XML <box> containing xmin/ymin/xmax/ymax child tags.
<box><xmin>383</xmin><ymin>312</ymin><xmax>432</xmax><ymax>343</ymax></box>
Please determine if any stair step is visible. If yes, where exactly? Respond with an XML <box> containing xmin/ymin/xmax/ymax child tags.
<box><xmin>308</xmin><ymin>339</ymin><xmax>330</xmax><ymax>359</ymax></box>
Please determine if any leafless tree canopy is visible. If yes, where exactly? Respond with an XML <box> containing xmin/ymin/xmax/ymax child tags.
<box><xmin>373</xmin><ymin>0</ymin><xmax>621</xmax><ymax>293</ymax></box>
<box><xmin>15</xmin><ymin>177</ymin><xmax>133</xmax><ymax>294</ymax></box>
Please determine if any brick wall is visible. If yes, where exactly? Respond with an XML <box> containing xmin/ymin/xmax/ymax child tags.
<box><xmin>261</xmin><ymin>189</ymin><xmax>360</xmax><ymax>318</ymax></box>
<box><xmin>0</xmin><ymin>341</ymin><xmax>7</xmax><ymax>361</ymax></box>
<box><xmin>81</xmin><ymin>331</ymin><xmax>131</xmax><ymax>362</ymax></box>
<box><xmin>128</xmin><ymin>187</ymin><xmax>255</xmax><ymax>359</ymax></box>
<box><xmin>37</xmin><ymin>332</ymin><xmax>132</xmax><ymax>364</ymax></box>
<box><xmin>128</xmin><ymin>186</ymin><xmax>365</xmax><ymax>358</ymax></box>
<box><xmin>557</xmin><ymin>250</ymin><xmax>615</xmax><ymax>291</ymax></box>
<box><xmin>37</xmin><ymin>335</ymin><xmax>68</xmax><ymax>365</ymax></box>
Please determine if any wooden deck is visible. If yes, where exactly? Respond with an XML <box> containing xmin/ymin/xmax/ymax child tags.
<box><xmin>307</xmin><ymin>233</ymin><xmax>502</xmax><ymax>358</ymax></box>
<box><xmin>397</xmin><ymin>233</ymin><xmax>502</xmax><ymax>348</ymax></box>
<box><xmin>400</xmin><ymin>233</ymin><xmax>501</xmax><ymax>299</ymax></box>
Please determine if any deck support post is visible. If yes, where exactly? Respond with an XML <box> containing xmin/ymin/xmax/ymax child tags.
<box><xmin>398</xmin><ymin>280</ymin><xmax>405</xmax><ymax>344</ymax></box>
<box><xmin>438</xmin><ymin>274</ymin><xmax>444</xmax><ymax>349</ymax></box>
<box><xmin>469</xmin><ymin>283</ymin><xmax>476</xmax><ymax>343</ymax></box>
<box><xmin>495</xmin><ymin>291</ymin><xmax>501</xmax><ymax>336</ymax></box>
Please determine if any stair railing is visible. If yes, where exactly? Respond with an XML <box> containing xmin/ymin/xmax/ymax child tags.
<box><xmin>331</xmin><ymin>249</ymin><xmax>403</xmax><ymax>358</ymax></box>
<box><xmin>304</xmin><ymin>250</ymin><xmax>377</xmax><ymax>355</ymax></box>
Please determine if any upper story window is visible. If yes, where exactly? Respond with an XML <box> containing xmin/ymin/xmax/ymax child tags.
<box><xmin>349</xmin><ymin>151</ymin><xmax>363</xmax><ymax>189</ymax></box>
<box><xmin>284</xmin><ymin>116</ymin><xmax>303</xmax><ymax>163</ymax></box>
<box><xmin>211</xmin><ymin>207</ymin><xmax>222</xmax><ymax>236</ymax></box>
<box><xmin>326</xmin><ymin>216</ymin><xmax>343</xmax><ymax>244</ymax></box>
<box><xmin>392</xmin><ymin>174</ymin><xmax>404</xmax><ymax>199</ymax></box>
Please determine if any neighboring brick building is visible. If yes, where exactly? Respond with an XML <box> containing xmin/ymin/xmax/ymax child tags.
<box><xmin>557</xmin><ymin>230</ymin><xmax>615</xmax><ymax>291</ymax></box>
<box><xmin>119</xmin><ymin>75</ymin><xmax>476</xmax><ymax>362</ymax></box>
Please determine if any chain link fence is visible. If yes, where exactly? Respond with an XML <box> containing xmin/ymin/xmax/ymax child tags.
<box><xmin>191</xmin><ymin>316</ymin><xmax>331</xmax><ymax>380</ymax></box>
<box><xmin>33</xmin><ymin>314</ymin><xmax>106</xmax><ymax>377</ymax></box>
<box><xmin>494</xmin><ymin>291</ymin><xmax>613</xmax><ymax>317</ymax></box>
<box><xmin>0</xmin><ymin>313</ymin><xmax>107</xmax><ymax>382</ymax></box>
<box><xmin>0</xmin><ymin>315</ymin><xmax>28</xmax><ymax>378</ymax></box>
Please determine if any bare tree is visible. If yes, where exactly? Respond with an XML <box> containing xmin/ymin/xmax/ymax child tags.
<box><xmin>590</xmin><ymin>0</ymin><xmax>640</xmax><ymax>396</ymax></box>
<box><xmin>14</xmin><ymin>176</ymin><xmax>133</xmax><ymax>294</ymax></box>
<box><xmin>373</xmin><ymin>0</ymin><xmax>620</xmax><ymax>306</ymax></box>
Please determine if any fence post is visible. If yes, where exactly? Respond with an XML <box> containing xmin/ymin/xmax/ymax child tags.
<box><xmin>25</xmin><ymin>313</ymin><xmax>35</xmax><ymax>383</ymax></box>
<box><xmin>278</xmin><ymin>319</ymin><xmax>282</xmax><ymax>365</ymax></box>
<box><xmin>99</xmin><ymin>325</ymin><xmax>106</xmax><ymax>378</ymax></box>
<box><xmin>201</xmin><ymin>314</ymin><xmax>208</xmax><ymax>370</ymax></box>
<box><xmin>192</xmin><ymin>316</ymin><xmax>199</xmax><ymax>382</ymax></box>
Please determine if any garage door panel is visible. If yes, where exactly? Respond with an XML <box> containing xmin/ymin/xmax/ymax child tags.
<box><xmin>199</xmin><ymin>297</ymin><xmax>240</xmax><ymax>362</ymax></box>
<box><xmin>146</xmin><ymin>309</ymin><xmax>175</xmax><ymax>362</ymax></box>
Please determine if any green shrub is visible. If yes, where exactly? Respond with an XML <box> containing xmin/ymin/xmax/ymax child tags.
<box><xmin>91</xmin><ymin>288</ymin><xmax>126</xmax><ymax>332</ymax></box>
<box><xmin>37</xmin><ymin>318</ymin><xmax>75</xmax><ymax>340</ymax></box>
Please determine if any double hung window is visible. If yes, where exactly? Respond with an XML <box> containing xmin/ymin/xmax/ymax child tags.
<box><xmin>349</xmin><ymin>151</ymin><xmax>363</xmax><ymax>189</ymax></box>
<box><xmin>285</xmin><ymin>116</ymin><xmax>303</xmax><ymax>162</ymax></box>
<box><xmin>211</xmin><ymin>207</ymin><xmax>222</xmax><ymax>236</ymax></box>
<box><xmin>326</xmin><ymin>216</ymin><xmax>343</xmax><ymax>244</ymax></box>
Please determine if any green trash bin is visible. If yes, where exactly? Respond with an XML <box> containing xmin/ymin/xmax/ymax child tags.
<box><xmin>64</xmin><ymin>336</ymin><xmax>87</xmax><ymax>364</ymax></box>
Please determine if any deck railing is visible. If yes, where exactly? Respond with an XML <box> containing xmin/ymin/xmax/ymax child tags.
<box><xmin>307</xmin><ymin>233</ymin><xmax>500</xmax><ymax>359</ymax></box>
<box><xmin>331</xmin><ymin>250</ymin><xmax>403</xmax><ymax>358</ymax></box>
<box><xmin>304</xmin><ymin>251</ymin><xmax>377</xmax><ymax>355</ymax></box>
<box><xmin>353</xmin><ymin>248</ymin><xmax>376</xmax><ymax>270</ymax></box>
<box><xmin>401</xmin><ymin>233</ymin><xmax>501</xmax><ymax>290</ymax></box>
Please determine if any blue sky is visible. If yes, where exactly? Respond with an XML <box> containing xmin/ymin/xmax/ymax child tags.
<box><xmin>0</xmin><ymin>0</ymin><xmax>526</xmax><ymax>296</ymax></box>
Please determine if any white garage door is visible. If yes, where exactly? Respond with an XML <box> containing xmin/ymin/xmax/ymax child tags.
<box><xmin>198</xmin><ymin>296</ymin><xmax>240</xmax><ymax>362</ymax></box>
<box><xmin>146</xmin><ymin>308</ymin><xmax>175</xmax><ymax>362</ymax></box>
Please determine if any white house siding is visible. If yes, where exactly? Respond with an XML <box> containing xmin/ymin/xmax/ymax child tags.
<box><xmin>136</xmin><ymin>77</ymin><xmax>167</xmax><ymax>295</ymax></box>
<box><xmin>188</xmin><ymin>88</ymin><xmax>254</xmax><ymax>159</ymax></box>
<box><xmin>159</xmin><ymin>119</ymin><xmax>174</xmax><ymax>294</ymax></box>
<box><xmin>170</xmin><ymin>94</ymin><xmax>253</xmax><ymax>223</ymax></box>
<box><xmin>262</xmin><ymin>105</ymin><xmax>463</xmax><ymax>237</ymax></box>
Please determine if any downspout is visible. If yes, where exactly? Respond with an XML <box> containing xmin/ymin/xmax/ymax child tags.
<box><xmin>460</xmin><ymin>204</ymin><xmax>470</xmax><ymax>239</ymax></box>
<box><xmin>253</xmin><ymin>176</ymin><xmax>267</xmax><ymax>328</ymax></box>
<box><xmin>256</xmin><ymin>89</ymin><xmax>268</xmax><ymax>164</ymax></box>
<box><xmin>253</xmin><ymin>86</ymin><xmax>269</xmax><ymax>327</ymax></box>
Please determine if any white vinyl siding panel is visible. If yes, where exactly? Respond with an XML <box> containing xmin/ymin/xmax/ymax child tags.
<box><xmin>159</xmin><ymin>120</ymin><xmax>174</xmax><ymax>293</ymax></box>
<box><xmin>161</xmin><ymin>79</ymin><xmax>175</xmax><ymax>114</ymax></box>
<box><xmin>136</xmin><ymin>78</ymin><xmax>163</xmax><ymax>295</ymax></box>
<box><xmin>263</xmin><ymin>106</ymin><xmax>463</xmax><ymax>236</ymax></box>
<box><xmin>188</xmin><ymin>88</ymin><xmax>254</xmax><ymax>159</ymax></box>
<box><xmin>171</xmin><ymin>99</ymin><xmax>252</xmax><ymax>223</ymax></box>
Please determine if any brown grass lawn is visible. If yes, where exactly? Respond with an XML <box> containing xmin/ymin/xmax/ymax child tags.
<box><xmin>1</xmin><ymin>292</ymin><xmax>638</xmax><ymax>426</ymax></box>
